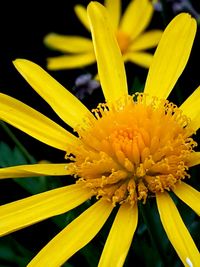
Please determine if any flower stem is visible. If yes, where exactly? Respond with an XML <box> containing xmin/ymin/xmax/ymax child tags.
<box><xmin>0</xmin><ymin>121</ymin><xmax>35</xmax><ymax>164</ymax></box>
<box><xmin>139</xmin><ymin>201</ymin><xmax>168</xmax><ymax>266</ymax></box>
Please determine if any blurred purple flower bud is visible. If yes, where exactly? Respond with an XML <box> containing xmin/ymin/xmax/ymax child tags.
<box><xmin>75</xmin><ymin>73</ymin><xmax>92</xmax><ymax>87</ymax></box>
<box><xmin>172</xmin><ymin>0</ymin><xmax>200</xmax><ymax>20</ymax></box>
<box><xmin>152</xmin><ymin>0</ymin><xmax>200</xmax><ymax>21</ymax></box>
<box><xmin>152</xmin><ymin>0</ymin><xmax>162</xmax><ymax>11</ymax></box>
<box><xmin>73</xmin><ymin>73</ymin><xmax>100</xmax><ymax>100</ymax></box>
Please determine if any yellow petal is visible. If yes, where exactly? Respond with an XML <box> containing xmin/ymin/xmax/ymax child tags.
<box><xmin>119</xmin><ymin>0</ymin><xmax>153</xmax><ymax>40</ymax></box>
<box><xmin>0</xmin><ymin>163</ymin><xmax>73</xmax><ymax>179</ymax></box>
<box><xmin>87</xmin><ymin>2</ymin><xmax>128</xmax><ymax>106</ymax></box>
<box><xmin>124</xmin><ymin>51</ymin><xmax>153</xmax><ymax>68</ymax></box>
<box><xmin>144</xmin><ymin>13</ymin><xmax>197</xmax><ymax>100</ymax></box>
<box><xmin>173</xmin><ymin>182</ymin><xmax>200</xmax><ymax>216</ymax></box>
<box><xmin>46</xmin><ymin>52</ymin><xmax>96</xmax><ymax>70</ymax></box>
<box><xmin>74</xmin><ymin>4</ymin><xmax>90</xmax><ymax>31</ymax></box>
<box><xmin>156</xmin><ymin>192</ymin><xmax>200</xmax><ymax>267</ymax></box>
<box><xmin>0</xmin><ymin>93</ymin><xmax>79</xmax><ymax>151</ymax></box>
<box><xmin>44</xmin><ymin>34</ymin><xmax>93</xmax><ymax>53</ymax></box>
<box><xmin>180</xmin><ymin>86</ymin><xmax>200</xmax><ymax>132</ymax></box>
<box><xmin>104</xmin><ymin>0</ymin><xmax>121</xmax><ymax>30</ymax></box>
<box><xmin>0</xmin><ymin>184</ymin><xmax>93</xmax><ymax>237</ymax></box>
<box><xmin>13</xmin><ymin>59</ymin><xmax>95</xmax><ymax>130</ymax></box>
<box><xmin>27</xmin><ymin>199</ymin><xmax>113</xmax><ymax>267</ymax></box>
<box><xmin>98</xmin><ymin>203</ymin><xmax>138</xmax><ymax>267</ymax></box>
<box><xmin>129</xmin><ymin>30</ymin><xmax>163</xmax><ymax>51</ymax></box>
<box><xmin>187</xmin><ymin>151</ymin><xmax>200</xmax><ymax>167</ymax></box>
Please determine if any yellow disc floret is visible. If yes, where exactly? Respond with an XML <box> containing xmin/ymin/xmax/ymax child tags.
<box><xmin>116</xmin><ymin>31</ymin><xmax>131</xmax><ymax>54</ymax></box>
<box><xmin>67</xmin><ymin>93</ymin><xmax>197</xmax><ymax>206</ymax></box>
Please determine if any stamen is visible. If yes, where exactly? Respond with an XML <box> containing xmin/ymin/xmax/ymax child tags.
<box><xmin>70</xmin><ymin>94</ymin><xmax>196</xmax><ymax>206</ymax></box>
<box><xmin>116</xmin><ymin>31</ymin><xmax>131</xmax><ymax>54</ymax></box>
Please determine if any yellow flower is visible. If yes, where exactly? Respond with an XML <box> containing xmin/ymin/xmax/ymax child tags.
<box><xmin>44</xmin><ymin>0</ymin><xmax>163</xmax><ymax>71</ymax></box>
<box><xmin>0</xmin><ymin>2</ymin><xmax>200</xmax><ymax>266</ymax></box>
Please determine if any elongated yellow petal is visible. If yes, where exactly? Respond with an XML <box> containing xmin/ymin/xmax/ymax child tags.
<box><xmin>144</xmin><ymin>13</ymin><xmax>197</xmax><ymax>100</ymax></box>
<box><xmin>119</xmin><ymin>0</ymin><xmax>153</xmax><ymax>40</ymax></box>
<box><xmin>187</xmin><ymin>151</ymin><xmax>200</xmax><ymax>167</ymax></box>
<box><xmin>98</xmin><ymin>203</ymin><xmax>138</xmax><ymax>267</ymax></box>
<box><xmin>27</xmin><ymin>199</ymin><xmax>113</xmax><ymax>266</ymax></box>
<box><xmin>74</xmin><ymin>4</ymin><xmax>90</xmax><ymax>31</ymax></box>
<box><xmin>180</xmin><ymin>86</ymin><xmax>200</xmax><ymax>132</ymax></box>
<box><xmin>0</xmin><ymin>163</ymin><xmax>73</xmax><ymax>179</ymax></box>
<box><xmin>104</xmin><ymin>0</ymin><xmax>121</xmax><ymax>30</ymax></box>
<box><xmin>0</xmin><ymin>93</ymin><xmax>79</xmax><ymax>151</ymax></box>
<box><xmin>124</xmin><ymin>51</ymin><xmax>153</xmax><ymax>68</ymax></box>
<box><xmin>46</xmin><ymin>52</ymin><xmax>96</xmax><ymax>70</ymax></box>
<box><xmin>87</xmin><ymin>2</ymin><xmax>128</xmax><ymax>106</ymax></box>
<box><xmin>156</xmin><ymin>192</ymin><xmax>200</xmax><ymax>267</ymax></box>
<box><xmin>173</xmin><ymin>182</ymin><xmax>200</xmax><ymax>216</ymax></box>
<box><xmin>0</xmin><ymin>184</ymin><xmax>93</xmax><ymax>237</ymax></box>
<box><xmin>13</xmin><ymin>59</ymin><xmax>95</xmax><ymax>130</ymax></box>
<box><xmin>44</xmin><ymin>34</ymin><xmax>93</xmax><ymax>53</ymax></box>
<box><xmin>129</xmin><ymin>30</ymin><xmax>163</xmax><ymax>51</ymax></box>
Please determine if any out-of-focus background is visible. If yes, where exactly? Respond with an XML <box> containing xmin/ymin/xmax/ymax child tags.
<box><xmin>0</xmin><ymin>1</ymin><xmax>200</xmax><ymax>266</ymax></box>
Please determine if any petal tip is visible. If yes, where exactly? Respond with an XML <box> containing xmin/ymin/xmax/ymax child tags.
<box><xmin>87</xmin><ymin>1</ymin><xmax>103</xmax><ymax>13</ymax></box>
<box><xmin>13</xmin><ymin>58</ymin><xmax>30</xmax><ymax>68</ymax></box>
<box><xmin>175</xmin><ymin>12</ymin><xmax>197</xmax><ymax>28</ymax></box>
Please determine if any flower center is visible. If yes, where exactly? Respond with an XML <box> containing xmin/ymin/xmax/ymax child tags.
<box><xmin>68</xmin><ymin>94</ymin><xmax>197</xmax><ymax>206</ymax></box>
<box><xmin>116</xmin><ymin>31</ymin><xmax>131</xmax><ymax>54</ymax></box>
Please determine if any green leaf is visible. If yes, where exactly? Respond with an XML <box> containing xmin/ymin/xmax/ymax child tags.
<box><xmin>0</xmin><ymin>141</ymin><xmax>47</xmax><ymax>194</ymax></box>
<box><xmin>0</xmin><ymin>236</ymin><xmax>33</xmax><ymax>266</ymax></box>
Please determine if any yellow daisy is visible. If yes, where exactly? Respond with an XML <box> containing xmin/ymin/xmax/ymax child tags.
<box><xmin>0</xmin><ymin>2</ymin><xmax>200</xmax><ymax>266</ymax></box>
<box><xmin>44</xmin><ymin>0</ymin><xmax>163</xmax><ymax>71</ymax></box>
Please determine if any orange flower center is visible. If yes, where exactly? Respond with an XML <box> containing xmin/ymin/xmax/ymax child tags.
<box><xmin>116</xmin><ymin>31</ymin><xmax>131</xmax><ymax>54</ymax></box>
<box><xmin>68</xmin><ymin>94</ymin><xmax>197</xmax><ymax>206</ymax></box>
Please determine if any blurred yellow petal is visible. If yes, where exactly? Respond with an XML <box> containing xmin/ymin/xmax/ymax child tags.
<box><xmin>156</xmin><ymin>192</ymin><xmax>200</xmax><ymax>267</ymax></box>
<box><xmin>0</xmin><ymin>93</ymin><xmax>78</xmax><ymax>151</ymax></box>
<box><xmin>46</xmin><ymin>52</ymin><xmax>96</xmax><ymax>70</ymax></box>
<box><xmin>98</xmin><ymin>203</ymin><xmax>138</xmax><ymax>267</ymax></box>
<box><xmin>144</xmin><ymin>13</ymin><xmax>197</xmax><ymax>99</ymax></box>
<box><xmin>129</xmin><ymin>30</ymin><xmax>163</xmax><ymax>51</ymax></box>
<box><xmin>180</xmin><ymin>86</ymin><xmax>200</xmax><ymax>132</ymax></box>
<box><xmin>119</xmin><ymin>0</ymin><xmax>153</xmax><ymax>40</ymax></box>
<box><xmin>44</xmin><ymin>34</ymin><xmax>93</xmax><ymax>53</ymax></box>
<box><xmin>187</xmin><ymin>151</ymin><xmax>200</xmax><ymax>167</ymax></box>
<box><xmin>105</xmin><ymin>0</ymin><xmax>121</xmax><ymax>30</ymax></box>
<box><xmin>124</xmin><ymin>51</ymin><xmax>153</xmax><ymax>68</ymax></box>
<box><xmin>87</xmin><ymin>2</ymin><xmax>128</xmax><ymax>106</ymax></box>
<box><xmin>74</xmin><ymin>4</ymin><xmax>90</xmax><ymax>31</ymax></box>
<box><xmin>0</xmin><ymin>163</ymin><xmax>73</xmax><ymax>179</ymax></box>
<box><xmin>28</xmin><ymin>199</ymin><xmax>113</xmax><ymax>267</ymax></box>
<box><xmin>0</xmin><ymin>184</ymin><xmax>93</xmax><ymax>237</ymax></box>
<box><xmin>173</xmin><ymin>182</ymin><xmax>200</xmax><ymax>216</ymax></box>
<box><xmin>13</xmin><ymin>59</ymin><xmax>95</xmax><ymax>130</ymax></box>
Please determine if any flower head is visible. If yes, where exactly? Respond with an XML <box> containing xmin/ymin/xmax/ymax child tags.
<box><xmin>0</xmin><ymin>2</ymin><xmax>200</xmax><ymax>267</ymax></box>
<box><xmin>44</xmin><ymin>0</ymin><xmax>163</xmax><ymax>71</ymax></box>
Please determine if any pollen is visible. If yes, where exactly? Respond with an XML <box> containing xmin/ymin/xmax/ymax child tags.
<box><xmin>116</xmin><ymin>31</ymin><xmax>131</xmax><ymax>54</ymax></box>
<box><xmin>68</xmin><ymin>94</ymin><xmax>197</xmax><ymax>206</ymax></box>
